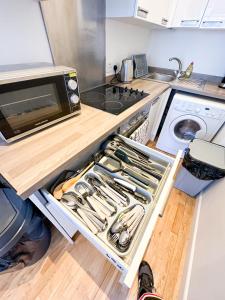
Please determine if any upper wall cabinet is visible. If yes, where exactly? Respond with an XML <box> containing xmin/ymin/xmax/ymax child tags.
<box><xmin>201</xmin><ymin>0</ymin><xmax>225</xmax><ymax>29</ymax></box>
<box><xmin>171</xmin><ymin>0</ymin><xmax>209</xmax><ymax>28</ymax></box>
<box><xmin>106</xmin><ymin>0</ymin><xmax>176</xmax><ymax>28</ymax></box>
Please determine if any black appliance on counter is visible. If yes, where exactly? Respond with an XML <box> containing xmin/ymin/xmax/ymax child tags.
<box><xmin>218</xmin><ymin>76</ymin><xmax>225</xmax><ymax>89</ymax></box>
<box><xmin>80</xmin><ymin>84</ymin><xmax>149</xmax><ymax>115</ymax></box>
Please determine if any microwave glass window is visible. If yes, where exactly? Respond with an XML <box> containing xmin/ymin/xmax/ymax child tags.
<box><xmin>0</xmin><ymin>83</ymin><xmax>62</xmax><ymax>131</ymax></box>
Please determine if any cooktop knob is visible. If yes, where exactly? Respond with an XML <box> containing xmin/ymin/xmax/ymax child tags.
<box><xmin>119</xmin><ymin>87</ymin><xmax>124</xmax><ymax>93</ymax></box>
<box><xmin>141</xmin><ymin>90</ymin><xmax>144</xmax><ymax>96</ymax></box>
<box><xmin>113</xmin><ymin>86</ymin><xmax>117</xmax><ymax>94</ymax></box>
<box><xmin>68</xmin><ymin>79</ymin><xmax>77</xmax><ymax>91</ymax></box>
<box><xmin>135</xmin><ymin>89</ymin><xmax>139</xmax><ymax>94</ymax></box>
<box><xmin>125</xmin><ymin>86</ymin><xmax>128</xmax><ymax>92</ymax></box>
<box><xmin>70</xmin><ymin>94</ymin><xmax>79</xmax><ymax>104</ymax></box>
<box><xmin>130</xmin><ymin>88</ymin><xmax>134</xmax><ymax>93</ymax></box>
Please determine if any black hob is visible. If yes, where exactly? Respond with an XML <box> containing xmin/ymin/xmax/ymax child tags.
<box><xmin>80</xmin><ymin>84</ymin><xmax>149</xmax><ymax>115</ymax></box>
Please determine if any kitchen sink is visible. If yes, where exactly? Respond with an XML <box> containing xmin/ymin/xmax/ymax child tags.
<box><xmin>145</xmin><ymin>73</ymin><xmax>176</xmax><ymax>82</ymax></box>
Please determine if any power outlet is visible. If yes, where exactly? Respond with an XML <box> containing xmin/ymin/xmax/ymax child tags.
<box><xmin>106</xmin><ymin>62</ymin><xmax>114</xmax><ymax>75</ymax></box>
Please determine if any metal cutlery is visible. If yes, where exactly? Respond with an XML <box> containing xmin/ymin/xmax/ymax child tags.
<box><xmin>61</xmin><ymin>192</ymin><xmax>107</xmax><ymax>234</ymax></box>
<box><xmin>86</xmin><ymin>175</ymin><xmax>129</xmax><ymax>207</ymax></box>
<box><xmin>108</xmin><ymin>205</ymin><xmax>145</xmax><ymax>251</ymax></box>
<box><xmin>114</xmin><ymin>149</ymin><xmax>162</xmax><ymax>181</ymax></box>
<box><xmin>104</xmin><ymin>150</ymin><xmax>158</xmax><ymax>186</ymax></box>
<box><xmin>94</xmin><ymin>168</ymin><xmax>149</xmax><ymax>204</ymax></box>
<box><xmin>75</xmin><ymin>182</ymin><xmax>106</xmax><ymax>221</ymax></box>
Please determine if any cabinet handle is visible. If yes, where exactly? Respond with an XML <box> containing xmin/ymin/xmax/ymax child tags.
<box><xmin>161</xmin><ymin>18</ymin><xmax>168</xmax><ymax>25</ymax></box>
<box><xmin>181</xmin><ymin>20</ymin><xmax>199</xmax><ymax>23</ymax></box>
<box><xmin>137</xmin><ymin>7</ymin><xmax>149</xmax><ymax>19</ymax></box>
<box><xmin>202</xmin><ymin>21</ymin><xmax>223</xmax><ymax>24</ymax></box>
<box><xmin>201</xmin><ymin>20</ymin><xmax>224</xmax><ymax>28</ymax></box>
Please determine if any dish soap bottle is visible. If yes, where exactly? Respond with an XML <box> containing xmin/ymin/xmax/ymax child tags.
<box><xmin>184</xmin><ymin>62</ymin><xmax>194</xmax><ymax>79</ymax></box>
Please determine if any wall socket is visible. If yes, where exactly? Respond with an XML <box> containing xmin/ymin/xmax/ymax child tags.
<box><xmin>106</xmin><ymin>62</ymin><xmax>113</xmax><ymax>75</ymax></box>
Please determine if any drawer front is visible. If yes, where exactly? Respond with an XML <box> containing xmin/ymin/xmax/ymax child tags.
<box><xmin>33</xmin><ymin>136</ymin><xmax>182</xmax><ymax>288</ymax></box>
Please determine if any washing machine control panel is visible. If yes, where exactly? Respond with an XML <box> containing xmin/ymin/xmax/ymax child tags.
<box><xmin>174</xmin><ymin>102</ymin><xmax>225</xmax><ymax>120</ymax></box>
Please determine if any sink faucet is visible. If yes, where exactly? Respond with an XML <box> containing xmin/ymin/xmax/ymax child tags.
<box><xmin>169</xmin><ymin>57</ymin><xmax>183</xmax><ymax>78</ymax></box>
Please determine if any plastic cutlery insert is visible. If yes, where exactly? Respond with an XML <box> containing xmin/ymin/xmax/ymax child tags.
<box><xmin>54</xmin><ymin>135</ymin><xmax>171</xmax><ymax>257</ymax></box>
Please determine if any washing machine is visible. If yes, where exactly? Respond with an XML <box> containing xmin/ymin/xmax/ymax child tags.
<box><xmin>156</xmin><ymin>92</ymin><xmax>225</xmax><ymax>155</ymax></box>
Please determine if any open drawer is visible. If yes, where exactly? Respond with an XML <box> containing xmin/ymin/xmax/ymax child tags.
<box><xmin>29</xmin><ymin>135</ymin><xmax>182</xmax><ymax>288</ymax></box>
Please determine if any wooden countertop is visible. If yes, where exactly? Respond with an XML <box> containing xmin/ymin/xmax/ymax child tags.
<box><xmin>0</xmin><ymin>80</ymin><xmax>169</xmax><ymax>199</ymax></box>
<box><xmin>171</xmin><ymin>79</ymin><xmax>225</xmax><ymax>101</ymax></box>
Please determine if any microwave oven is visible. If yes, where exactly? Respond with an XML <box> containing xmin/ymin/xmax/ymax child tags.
<box><xmin>0</xmin><ymin>66</ymin><xmax>81</xmax><ymax>143</ymax></box>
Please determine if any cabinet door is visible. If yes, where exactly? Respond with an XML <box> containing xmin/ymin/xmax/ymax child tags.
<box><xmin>172</xmin><ymin>0</ymin><xmax>209</xmax><ymax>27</ymax></box>
<box><xmin>148</xmin><ymin>89</ymin><xmax>171</xmax><ymax>142</ymax></box>
<box><xmin>136</xmin><ymin>0</ymin><xmax>176</xmax><ymax>26</ymax></box>
<box><xmin>201</xmin><ymin>0</ymin><xmax>225</xmax><ymax>28</ymax></box>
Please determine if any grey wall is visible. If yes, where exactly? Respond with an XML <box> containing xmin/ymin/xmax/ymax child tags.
<box><xmin>0</xmin><ymin>0</ymin><xmax>52</xmax><ymax>65</ymax></box>
<box><xmin>183</xmin><ymin>178</ymin><xmax>225</xmax><ymax>300</ymax></box>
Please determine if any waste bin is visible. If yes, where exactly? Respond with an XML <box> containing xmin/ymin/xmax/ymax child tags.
<box><xmin>0</xmin><ymin>188</ymin><xmax>51</xmax><ymax>273</ymax></box>
<box><xmin>175</xmin><ymin>139</ymin><xmax>225</xmax><ymax>197</ymax></box>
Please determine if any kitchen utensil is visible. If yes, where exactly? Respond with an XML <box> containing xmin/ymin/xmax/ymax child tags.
<box><xmin>92</xmin><ymin>193</ymin><xmax>117</xmax><ymax>216</ymax></box>
<box><xmin>86</xmin><ymin>175</ymin><xmax>128</xmax><ymax>206</ymax></box>
<box><xmin>114</xmin><ymin>149</ymin><xmax>162</xmax><ymax>181</ymax></box>
<box><xmin>95</xmin><ymin>168</ymin><xmax>149</xmax><ymax>203</ymax></box>
<box><xmin>110</xmin><ymin>233</ymin><xmax>120</xmax><ymax>244</ymax></box>
<box><xmin>109</xmin><ymin>205</ymin><xmax>145</xmax><ymax>251</ymax></box>
<box><xmin>62</xmin><ymin>162</ymin><xmax>95</xmax><ymax>193</ymax></box>
<box><xmin>104</xmin><ymin>150</ymin><xmax>156</xmax><ymax>186</ymax></box>
<box><xmin>103</xmin><ymin>139</ymin><xmax>165</xmax><ymax>173</ymax></box>
<box><xmin>61</xmin><ymin>193</ymin><xmax>100</xmax><ymax>234</ymax></box>
<box><xmin>120</xmin><ymin>171</ymin><xmax>149</xmax><ymax>190</ymax></box>
<box><xmin>50</xmin><ymin>170</ymin><xmax>76</xmax><ymax>199</ymax></box>
<box><xmin>95</xmin><ymin>172</ymin><xmax>129</xmax><ymax>204</ymax></box>
<box><xmin>118</xmin><ymin>214</ymin><xmax>143</xmax><ymax>250</ymax></box>
<box><xmin>110</xmin><ymin>205</ymin><xmax>144</xmax><ymax>234</ymax></box>
<box><xmin>75</xmin><ymin>182</ymin><xmax>106</xmax><ymax>221</ymax></box>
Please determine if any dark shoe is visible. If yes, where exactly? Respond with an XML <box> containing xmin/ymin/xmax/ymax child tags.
<box><xmin>138</xmin><ymin>261</ymin><xmax>155</xmax><ymax>299</ymax></box>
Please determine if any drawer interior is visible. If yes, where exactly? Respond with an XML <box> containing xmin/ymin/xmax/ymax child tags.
<box><xmin>42</xmin><ymin>134</ymin><xmax>175</xmax><ymax>266</ymax></box>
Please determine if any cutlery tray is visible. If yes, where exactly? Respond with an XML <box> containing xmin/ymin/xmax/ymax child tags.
<box><xmin>57</xmin><ymin>143</ymin><xmax>171</xmax><ymax>258</ymax></box>
<box><xmin>34</xmin><ymin>134</ymin><xmax>182</xmax><ymax>287</ymax></box>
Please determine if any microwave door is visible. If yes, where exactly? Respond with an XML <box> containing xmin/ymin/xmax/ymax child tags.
<box><xmin>0</xmin><ymin>76</ymin><xmax>72</xmax><ymax>142</ymax></box>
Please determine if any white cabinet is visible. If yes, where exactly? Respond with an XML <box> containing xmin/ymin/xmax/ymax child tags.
<box><xmin>148</xmin><ymin>89</ymin><xmax>171</xmax><ymax>142</ymax></box>
<box><xmin>201</xmin><ymin>0</ymin><xmax>225</xmax><ymax>29</ymax></box>
<box><xmin>138</xmin><ymin>0</ymin><xmax>176</xmax><ymax>27</ymax></box>
<box><xmin>172</xmin><ymin>0</ymin><xmax>209</xmax><ymax>28</ymax></box>
<box><xmin>106</xmin><ymin>0</ymin><xmax>176</xmax><ymax>27</ymax></box>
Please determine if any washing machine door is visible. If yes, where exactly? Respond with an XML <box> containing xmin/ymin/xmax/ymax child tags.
<box><xmin>170</xmin><ymin>115</ymin><xmax>207</xmax><ymax>143</ymax></box>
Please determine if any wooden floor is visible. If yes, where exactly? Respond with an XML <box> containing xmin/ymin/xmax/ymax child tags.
<box><xmin>0</xmin><ymin>188</ymin><xmax>195</xmax><ymax>300</ymax></box>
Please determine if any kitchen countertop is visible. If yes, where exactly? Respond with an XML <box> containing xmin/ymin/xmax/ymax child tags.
<box><xmin>170</xmin><ymin>78</ymin><xmax>225</xmax><ymax>101</ymax></box>
<box><xmin>0</xmin><ymin>80</ymin><xmax>169</xmax><ymax>199</ymax></box>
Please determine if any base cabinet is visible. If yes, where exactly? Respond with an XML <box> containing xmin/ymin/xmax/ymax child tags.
<box><xmin>29</xmin><ymin>135</ymin><xmax>181</xmax><ymax>288</ymax></box>
<box><xmin>147</xmin><ymin>89</ymin><xmax>171</xmax><ymax>142</ymax></box>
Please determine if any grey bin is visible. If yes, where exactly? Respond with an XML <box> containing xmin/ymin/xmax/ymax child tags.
<box><xmin>175</xmin><ymin>139</ymin><xmax>225</xmax><ymax>197</ymax></box>
<box><xmin>0</xmin><ymin>188</ymin><xmax>51</xmax><ymax>273</ymax></box>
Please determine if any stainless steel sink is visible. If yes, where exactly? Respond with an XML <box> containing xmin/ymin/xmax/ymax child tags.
<box><xmin>145</xmin><ymin>73</ymin><xmax>176</xmax><ymax>82</ymax></box>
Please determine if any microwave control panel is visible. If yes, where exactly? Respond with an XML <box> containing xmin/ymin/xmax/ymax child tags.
<box><xmin>64</xmin><ymin>72</ymin><xmax>80</xmax><ymax>110</ymax></box>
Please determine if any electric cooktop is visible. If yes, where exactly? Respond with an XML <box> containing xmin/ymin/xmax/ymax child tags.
<box><xmin>80</xmin><ymin>84</ymin><xmax>149</xmax><ymax>115</ymax></box>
